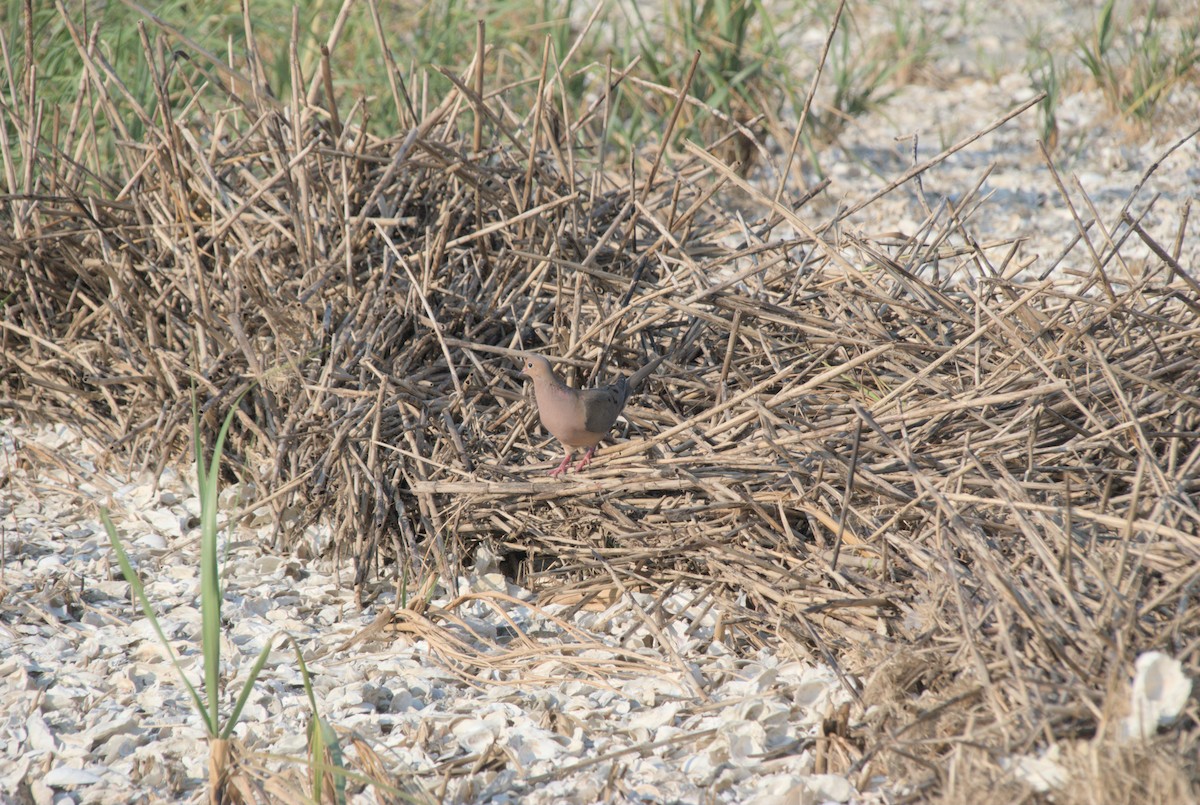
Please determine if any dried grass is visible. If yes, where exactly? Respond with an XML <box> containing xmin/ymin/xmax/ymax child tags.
<box><xmin>2</xmin><ymin>5</ymin><xmax>1198</xmax><ymax>800</ymax></box>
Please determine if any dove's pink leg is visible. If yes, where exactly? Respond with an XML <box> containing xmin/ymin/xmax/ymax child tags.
<box><xmin>550</xmin><ymin>452</ymin><xmax>573</xmax><ymax>477</ymax></box>
<box><xmin>574</xmin><ymin>446</ymin><xmax>598</xmax><ymax>472</ymax></box>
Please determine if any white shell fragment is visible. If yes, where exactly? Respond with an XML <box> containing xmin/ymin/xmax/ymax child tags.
<box><xmin>42</xmin><ymin>765</ymin><xmax>103</xmax><ymax>787</ymax></box>
<box><xmin>1001</xmin><ymin>745</ymin><xmax>1069</xmax><ymax>793</ymax></box>
<box><xmin>1121</xmin><ymin>651</ymin><xmax>1193</xmax><ymax>741</ymax></box>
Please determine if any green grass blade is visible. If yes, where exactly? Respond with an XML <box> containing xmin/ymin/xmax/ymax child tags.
<box><xmin>220</xmin><ymin>630</ymin><xmax>280</xmax><ymax>740</ymax></box>
<box><xmin>1098</xmin><ymin>0</ymin><xmax>1115</xmax><ymax>54</ymax></box>
<box><xmin>285</xmin><ymin>633</ymin><xmax>321</xmax><ymax>715</ymax></box>
<box><xmin>194</xmin><ymin>385</ymin><xmax>249</xmax><ymax>735</ymax></box>
<box><xmin>193</xmin><ymin>389</ymin><xmax>222</xmax><ymax>733</ymax></box>
<box><xmin>308</xmin><ymin>714</ymin><xmax>347</xmax><ymax>805</ymax></box>
<box><xmin>271</xmin><ymin>632</ymin><xmax>348</xmax><ymax>804</ymax></box>
<box><xmin>102</xmin><ymin>508</ymin><xmax>214</xmax><ymax>735</ymax></box>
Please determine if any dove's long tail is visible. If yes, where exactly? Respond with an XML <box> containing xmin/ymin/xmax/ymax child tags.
<box><xmin>626</xmin><ymin>317</ymin><xmax>703</xmax><ymax>390</ymax></box>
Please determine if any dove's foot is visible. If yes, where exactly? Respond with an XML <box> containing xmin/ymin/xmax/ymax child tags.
<box><xmin>574</xmin><ymin>446</ymin><xmax>597</xmax><ymax>472</ymax></box>
<box><xmin>550</xmin><ymin>453</ymin><xmax>573</xmax><ymax>477</ymax></box>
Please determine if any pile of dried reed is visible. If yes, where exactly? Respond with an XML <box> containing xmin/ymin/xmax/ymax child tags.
<box><xmin>2</xmin><ymin>10</ymin><xmax>1196</xmax><ymax>799</ymax></box>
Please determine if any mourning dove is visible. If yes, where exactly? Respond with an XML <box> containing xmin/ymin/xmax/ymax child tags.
<box><xmin>519</xmin><ymin>352</ymin><xmax>670</xmax><ymax>476</ymax></box>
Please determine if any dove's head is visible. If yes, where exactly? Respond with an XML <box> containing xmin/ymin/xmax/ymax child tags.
<box><xmin>518</xmin><ymin>354</ymin><xmax>555</xmax><ymax>384</ymax></box>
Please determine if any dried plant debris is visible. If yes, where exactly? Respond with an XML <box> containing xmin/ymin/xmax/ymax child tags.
<box><xmin>2</xmin><ymin>14</ymin><xmax>1199</xmax><ymax>804</ymax></box>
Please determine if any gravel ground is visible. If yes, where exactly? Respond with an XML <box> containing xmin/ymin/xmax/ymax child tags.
<box><xmin>2</xmin><ymin>423</ymin><xmax>862</xmax><ymax>803</ymax></box>
<box><xmin>792</xmin><ymin>0</ymin><xmax>1199</xmax><ymax>278</ymax></box>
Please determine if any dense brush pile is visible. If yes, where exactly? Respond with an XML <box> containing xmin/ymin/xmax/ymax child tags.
<box><xmin>2</xmin><ymin>13</ymin><xmax>1196</xmax><ymax>798</ymax></box>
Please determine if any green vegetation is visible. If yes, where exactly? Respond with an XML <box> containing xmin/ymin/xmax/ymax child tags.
<box><xmin>7</xmin><ymin>0</ymin><xmax>1196</xmax><ymax>201</ymax></box>
<box><xmin>1</xmin><ymin>0</ymin><xmax>932</xmax><ymax>192</ymax></box>
<box><xmin>1030</xmin><ymin>53</ymin><xmax>1061</xmax><ymax>149</ymax></box>
<box><xmin>101</xmin><ymin>390</ymin><xmax>389</xmax><ymax>802</ymax></box>
<box><xmin>1076</xmin><ymin>0</ymin><xmax>1200</xmax><ymax>121</ymax></box>
<box><xmin>821</xmin><ymin>1</ymin><xmax>938</xmax><ymax>137</ymax></box>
